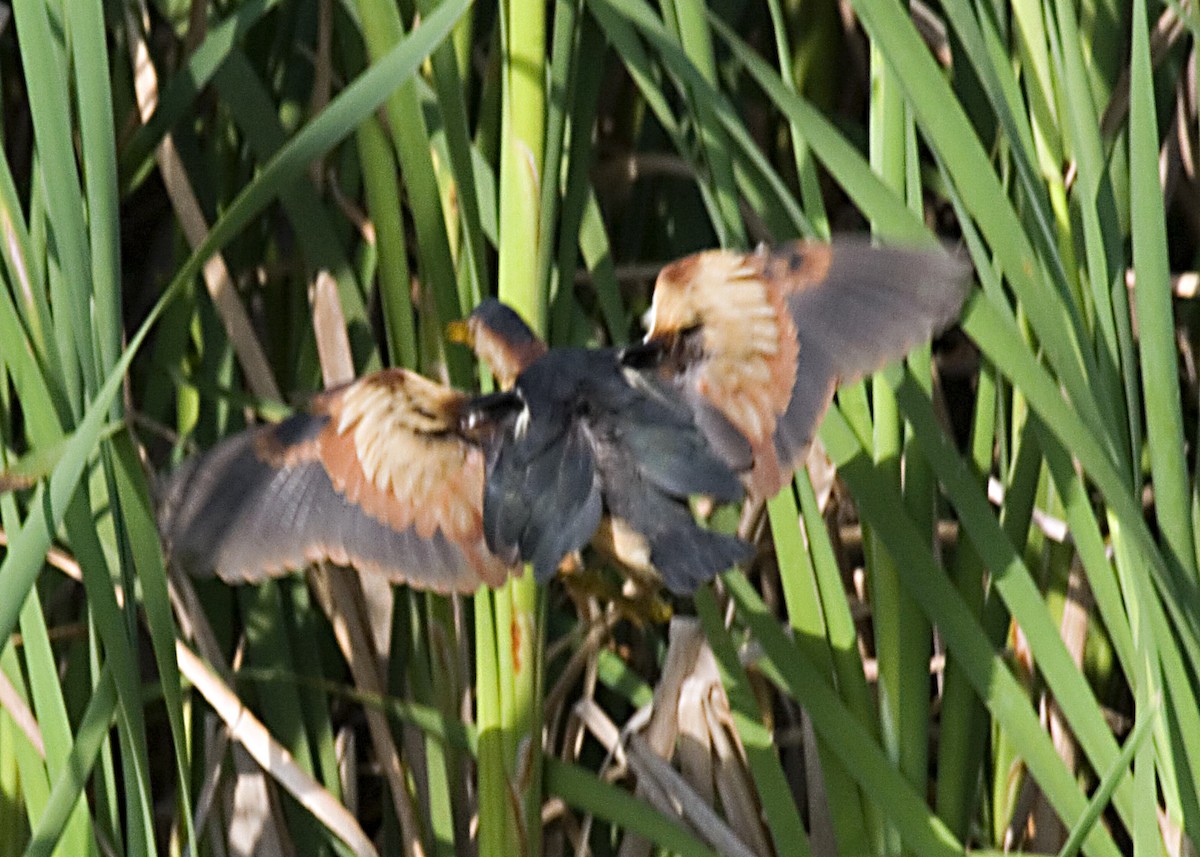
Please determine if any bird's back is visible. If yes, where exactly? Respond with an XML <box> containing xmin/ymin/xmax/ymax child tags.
<box><xmin>482</xmin><ymin>347</ymin><xmax>747</xmax><ymax>590</ymax></box>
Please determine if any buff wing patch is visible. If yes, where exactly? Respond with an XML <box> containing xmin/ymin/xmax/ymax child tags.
<box><xmin>158</xmin><ymin>368</ymin><xmax>515</xmax><ymax>592</ymax></box>
<box><xmin>649</xmin><ymin>239</ymin><xmax>970</xmax><ymax>498</ymax></box>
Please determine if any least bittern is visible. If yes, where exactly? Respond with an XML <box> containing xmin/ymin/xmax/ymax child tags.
<box><xmin>159</xmin><ymin>299</ymin><xmax>748</xmax><ymax>596</ymax></box>
<box><xmin>158</xmin><ymin>238</ymin><xmax>971</xmax><ymax>595</ymax></box>
<box><xmin>628</xmin><ymin>238</ymin><xmax>971</xmax><ymax>498</ymax></box>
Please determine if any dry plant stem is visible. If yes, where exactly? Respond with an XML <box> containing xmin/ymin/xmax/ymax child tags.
<box><xmin>1025</xmin><ymin>562</ymin><xmax>1094</xmax><ymax>850</ymax></box>
<box><xmin>617</xmin><ymin>618</ymin><xmax>706</xmax><ymax>857</ymax></box>
<box><xmin>92</xmin><ymin>820</ymin><xmax>122</xmax><ymax>857</ymax></box>
<box><xmin>189</xmin><ymin>716</ymin><xmax>232</xmax><ymax>857</ymax></box>
<box><xmin>0</xmin><ymin>662</ymin><xmax>44</xmax><ymax>756</ymax></box>
<box><xmin>312</xmin><ymin>271</ymin><xmax>357</xmax><ymax>386</ymax></box>
<box><xmin>168</xmin><ymin>573</ymin><xmax>245</xmax><ymax>854</ymax></box>
<box><xmin>543</xmin><ymin>608</ymin><xmax>621</xmax><ymax>735</ymax></box>
<box><xmin>1003</xmin><ymin>769</ymin><xmax>1039</xmax><ymax>853</ymax></box>
<box><xmin>1049</xmin><ymin>561</ymin><xmax>1092</xmax><ymax>775</ymax></box>
<box><xmin>310</xmin><ymin>271</ymin><xmax>396</xmax><ymax>659</ymax></box>
<box><xmin>700</xmin><ymin>685</ymin><xmax>773</xmax><ymax>857</ymax></box>
<box><xmin>168</xmin><ymin>572</ymin><xmax>237</xmax><ymax>681</ymax></box>
<box><xmin>336</xmin><ymin>727</ymin><xmax>359</xmax><ymax>818</ymax></box>
<box><xmin>572</xmin><ymin>261</ymin><xmax>664</xmax><ymax>286</ymax></box>
<box><xmin>986</xmin><ymin>478</ymin><xmax>1069</xmax><ymax>543</ymax></box>
<box><xmin>125</xmin><ymin>0</ymin><xmax>281</xmax><ymax>402</ymax></box>
<box><xmin>801</xmin><ymin>713</ymin><xmax>837</xmax><ymax>855</ymax></box>
<box><xmin>1157</xmin><ymin>807</ymin><xmax>1198</xmax><ymax>857</ymax></box>
<box><xmin>860</xmin><ymin>653</ymin><xmax>946</xmax><ymax>683</ymax></box>
<box><xmin>22</xmin><ymin>533</ymin><xmax>378</xmax><ymax>857</ymax></box>
<box><xmin>177</xmin><ymin>643</ymin><xmax>380</xmax><ymax>857</ymax></box>
<box><xmin>1124</xmin><ymin>269</ymin><xmax>1200</xmax><ymax>299</ymax></box>
<box><xmin>326</xmin><ymin>168</ymin><xmax>375</xmax><ymax>241</ymax></box>
<box><xmin>226</xmin><ymin>744</ymin><xmax>292</xmax><ymax>857</ymax></box>
<box><xmin>310</xmin><ymin>566</ymin><xmax>428</xmax><ymax>857</ymax></box>
<box><xmin>305</xmin><ymin>279</ymin><xmax>426</xmax><ymax>856</ymax></box>
<box><xmin>1160</xmin><ymin>80</ymin><xmax>1189</xmax><ymax>204</ymax></box>
<box><xmin>575</xmin><ymin>700</ymin><xmax>759</xmax><ymax>857</ymax></box>
<box><xmin>909</xmin><ymin>0</ymin><xmax>951</xmax><ymax>67</ymax></box>
<box><xmin>1178</xmin><ymin>50</ymin><xmax>1197</xmax><ymax>182</ymax></box>
<box><xmin>551</xmin><ymin>599</ymin><xmax>605</xmax><ymax>852</ymax></box>
<box><xmin>170</xmin><ymin>570</ymin><xmax>263</xmax><ymax>854</ymax></box>
<box><xmin>676</xmin><ymin>643</ymin><xmax>772</xmax><ymax>856</ymax></box>
<box><xmin>643</xmin><ymin>618</ymin><xmax>706</xmax><ymax>759</ymax></box>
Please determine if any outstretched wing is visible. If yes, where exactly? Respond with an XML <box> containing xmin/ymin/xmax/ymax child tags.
<box><xmin>766</xmin><ymin>240</ymin><xmax>972</xmax><ymax>483</ymax></box>
<box><xmin>646</xmin><ymin>238</ymin><xmax>971</xmax><ymax>496</ymax></box>
<box><xmin>157</xmin><ymin>368</ymin><xmax>515</xmax><ymax>592</ymax></box>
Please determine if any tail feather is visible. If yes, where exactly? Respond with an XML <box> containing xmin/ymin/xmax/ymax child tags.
<box><xmin>646</xmin><ymin>525</ymin><xmax>751</xmax><ymax>595</ymax></box>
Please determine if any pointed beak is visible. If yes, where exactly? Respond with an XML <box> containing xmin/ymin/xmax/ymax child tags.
<box><xmin>445</xmin><ymin>319</ymin><xmax>473</xmax><ymax>346</ymax></box>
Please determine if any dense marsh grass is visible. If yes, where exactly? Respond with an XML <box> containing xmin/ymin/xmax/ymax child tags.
<box><xmin>0</xmin><ymin>0</ymin><xmax>1198</xmax><ymax>854</ymax></box>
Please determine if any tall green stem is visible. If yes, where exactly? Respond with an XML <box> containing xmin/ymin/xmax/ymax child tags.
<box><xmin>478</xmin><ymin>0</ymin><xmax>547</xmax><ymax>854</ymax></box>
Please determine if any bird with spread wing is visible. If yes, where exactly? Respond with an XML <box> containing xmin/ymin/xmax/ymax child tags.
<box><xmin>626</xmin><ymin>238</ymin><xmax>972</xmax><ymax>498</ymax></box>
<box><xmin>159</xmin><ymin>298</ymin><xmax>747</xmax><ymax>595</ymax></box>
<box><xmin>157</xmin><ymin>238</ymin><xmax>970</xmax><ymax>596</ymax></box>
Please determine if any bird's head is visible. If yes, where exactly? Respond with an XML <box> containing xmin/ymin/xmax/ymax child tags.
<box><xmin>643</xmin><ymin>248</ymin><xmax>779</xmax><ymax>368</ymax></box>
<box><xmin>446</xmin><ymin>298</ymin><xmax>548</xmax><ymax>389</ymax></box>
<box><xmin>643</xmin><ymin>253</ymin><xmax>708</xmax><ymax>344</ymax></box>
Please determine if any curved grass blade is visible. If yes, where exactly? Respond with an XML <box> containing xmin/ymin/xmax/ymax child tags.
<box><xmin>545</xmin><ymin>758</ymin><xmax>723</xmax><ymax>856</ymax></box>
<box><xmin>818</xmin><ymin>402</ymin><xmax>1124</xmax><ymax>857</ymax></box>
<box><xmin>0</xmin><ymin>0</ymin><xmax>471</xmax><ymax>661</ymax></box>
<box><xmin>725</xmin><ymin>573</ymin><xmax>967</xmax><ymax>857</ymax></box>
<box><xmin>22</xmin><ymin>665</ymin><xmax>116</xmax><ymax>857</ymax></box>
<box><xmin>120</xmin><ymin>0</ymin><xmax>284</xmax><ymax>187</ymax></box>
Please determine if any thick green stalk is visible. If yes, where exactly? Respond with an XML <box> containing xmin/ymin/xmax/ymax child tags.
<box><xmin>935</xmin><ymin>361</ymin><xmax>997</xmax><ymax>839</ymax></box>
<box><xmin>474</xmin><ymin>589</ymin><xmax>508</xmax><ymax>853</ymax></box>
<box><xmin>482</xmin><ymin>1</ymin><xmax>548</xmax><ymax>854</ymax></box>
<box><xmin>352</xmin><ymin>0</ymin><xmax>470</xmax><ymax>380</ymax></box>
<box><xmin>498</xmin><ymin>0</ymin><xmax>547</xmax><ymax>330</ymax></box>
<box><xmin>776</xmin><ymin>481</ymin><xmax>878</xmax><ymax>853</ymax></box>
<box><xmin>1128</xmin><ymin>0</ymin><xmax>1197</xmax><ymax>584</ymax></box>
